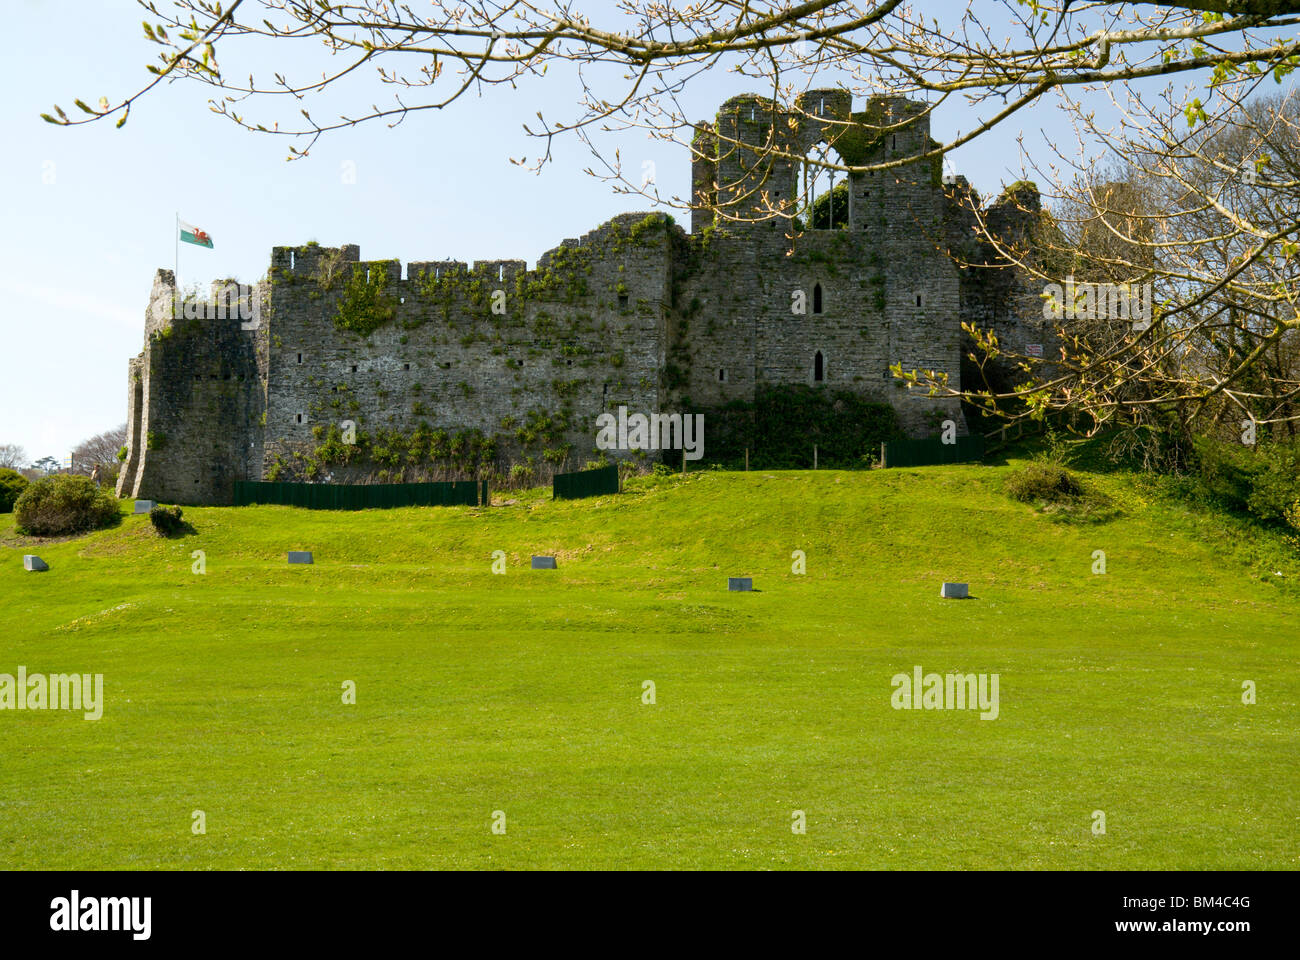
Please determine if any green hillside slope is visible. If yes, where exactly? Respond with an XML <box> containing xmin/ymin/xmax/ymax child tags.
<box><xmin>1</xmin><ymin>463</ymin><xmax>1296</xmax><ymax>869</ymax></box>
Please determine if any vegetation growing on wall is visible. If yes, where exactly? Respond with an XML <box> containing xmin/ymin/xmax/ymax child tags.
<box><xmin>333</xmin><ymin>263</ymin><xmax>397</xmax><ymax>337</ymax></box>
<box><xmin>517</xmin><ymin>244</ymin><xmax>592</xmax><ymax>302</ymax></box>
<box><xmin>273</xmin><ymin>404</ymin><xmax>577</xmax><ymax>484</ymax></box>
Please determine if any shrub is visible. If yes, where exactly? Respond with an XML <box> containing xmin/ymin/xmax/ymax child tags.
<box><xmin>1194</xmin><ymin>438</ymin><xmax>1300</xmax><ymax>532</ymax></box>
<box><xmin>1005</xmin><ymin>462</ymin><xmax>1084</xmax><ymax>503</ymax></box>
<box><xmin>13</xmin><ymin>474</ymin><xmax>119</xmax><ymax>536</ymax></box>
<box><xmin>0</xmin><ymin>468</ymin><xmax>28</xmax><ymax>513</ymax></box>
<box><xmin>149</xmin><ymin>505</ymin><xmax>186</xmax><ymax>537</ymax></box>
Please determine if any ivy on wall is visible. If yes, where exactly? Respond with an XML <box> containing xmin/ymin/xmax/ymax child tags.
<box><xmin>333</xmin><ymin>263</ymin><xmax>398</xmax><ymax>337</ymax></box>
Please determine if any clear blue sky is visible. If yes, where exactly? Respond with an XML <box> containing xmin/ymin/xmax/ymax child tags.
<box><xmin>0</xmin><ymin>0</ymin><xmax>1160</xmax><ymax>463</ymax></box>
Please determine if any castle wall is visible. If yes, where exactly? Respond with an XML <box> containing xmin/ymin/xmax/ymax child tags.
<box><xmin>117</xmin><ymin>357</ymin><xmax>144</xmax><ymax>497</ymax></box>
<box><xmin>944</xmin><ymin>179</ymin><xmax>1057</xmax><ymax>399</ymax></box>
<box><xmin>675</xmin><ymin>91</ymin><xmax>964</xmax><ymax>437</ymax></box>
<box><xmin>261</xmin><ymin>213</ymin><xmax>672</xmax><ymax>479</ymax></box>
<box><xmin>116</xmin><ymin>93</ymin><xmax>1058</xmax><ymax>504</ymax></box>
<box><xmin>119</xmin><ymin>271</ymin><xmax>265</xmax><ymax>504</ymax></box>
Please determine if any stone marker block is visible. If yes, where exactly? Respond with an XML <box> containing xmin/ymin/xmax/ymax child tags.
<box><xmin>288</xmin><ymin>551</ymin><xmax>314</xmax><ymax>565</ymax></box>
<box><xmin>133</xmin><ymin>500</ymin><xmax>156</xmax><ymax>514</ymax></box>
<box><xmin>23</xmin><ymin>555</ymin><xmax>48</xmax><ymax>572</ymax></box>
<box><xmin>728</xmin><ymin>577</ymin><xmax>753</xmax><ymax>592</ymax></box>
<box><xmin>531</xmin><ymin>556</ymin><xmax>557</xmax><ymax>569</ymax></box>
<box><xmin>940</xmin><ymin>582</ymin><xmax>969</xmax><ymax>599</ymax></box>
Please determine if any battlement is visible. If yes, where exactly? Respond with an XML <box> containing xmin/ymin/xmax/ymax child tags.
<box><xmin>270</xmin><ymin>243</ymin><xmax>361</xmax><ymax>277</ymax></box>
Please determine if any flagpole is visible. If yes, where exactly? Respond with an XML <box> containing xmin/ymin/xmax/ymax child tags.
<box><xmin>174</xmin><ymin>211</ymin><xmax>179</xmax><ymax>293</ymax></box>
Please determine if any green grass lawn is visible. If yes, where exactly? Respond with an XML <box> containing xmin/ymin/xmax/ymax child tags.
<box><xmin>1</xmin><ymin>463</ymin><xmax>1297</xmax><ymax>869</ymax></box>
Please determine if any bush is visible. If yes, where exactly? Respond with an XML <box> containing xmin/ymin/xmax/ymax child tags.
<box><xmin>0</xmin><ymin>468</ymin><xmax>27</xmax><ymax>513</ymax></box>
<box><xmin>1194</xmin><ymin>438</ymin><xmax>1300</xmax><ymax>532</ymax></box>
<box><xmin>13</xmin><ymin>474</ymin><xmax>119</xmax><ymax>536</ymax></box>
<box><xmin>149</xmin><ymin>504</ymin><xmax>186</xmax><ymax>537</ymax></box>
<box><xmin>1005</xmin><ymin>462</ymin><xmax>1084</xmax><ymax>503</ymax></box>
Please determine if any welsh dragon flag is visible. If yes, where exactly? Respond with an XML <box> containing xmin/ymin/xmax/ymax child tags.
<box><xmin>179</xmin><ymin>219</ymin><xmax>214</xmax><ymax>248</ymax></box>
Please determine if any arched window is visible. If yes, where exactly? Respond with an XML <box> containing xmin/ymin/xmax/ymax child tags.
<box><xmin>814</xmin><ymin>351</ymin><xmax>825</xmax><ymax>382</ymax></box>
<box><xmin>813</xmin><ymin>283</ymin><xmax>823</xmax><ymax>314</ymax></box>
<box><xmin>802</xmin><ymin>141</ymin><xmax>848</xmax><ymax>230</ymax></box>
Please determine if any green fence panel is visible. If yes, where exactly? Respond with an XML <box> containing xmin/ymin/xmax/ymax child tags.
<box><xmin>881</xmin><ymin>435</ymin><xmax>985</xmax><ymax>468</ymax></box>
<box><xmin>553</xmin><ymin>464</ymin><xmax>619</xmax><ymax>500</ymax></box>
<box><xmin>232</xmin><ymin>480</ymin><xmax>480</xmax><ymax>509</ymax></box>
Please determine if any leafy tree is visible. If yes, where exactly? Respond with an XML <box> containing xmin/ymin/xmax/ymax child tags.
<box><xmin>0</xmin><ymin>468</ymin><xmax>27</xmax><ymax>513</ymax></box>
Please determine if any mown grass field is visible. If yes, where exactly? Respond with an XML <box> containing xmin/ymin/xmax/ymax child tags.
<box><xmin>1</xmin><ymin>462</ymin><xmax>1297</xmax><ymax>869</ymax></box>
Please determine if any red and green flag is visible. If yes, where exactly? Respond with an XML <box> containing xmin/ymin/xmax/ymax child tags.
<box><xmin>179</xmin><ymin>219</ymin><xmax>214</xmax><ymax>248</ymax></box>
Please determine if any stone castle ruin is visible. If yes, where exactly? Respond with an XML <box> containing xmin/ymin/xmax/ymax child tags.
<box><xmin>117</xmin><ymin>91</ymin><xmax>1049</xmax><ymax>505</ymax></box>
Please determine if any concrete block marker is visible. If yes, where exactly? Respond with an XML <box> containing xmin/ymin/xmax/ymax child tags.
<box><xmin>288</xmin><ymin>551</ymin><xmax>314</xmax><ymax>565</ymax></box>
<box><xmin>133</xmin><ymin>500</ymin><xmax>156</xmax><ymax>514</ymax></box>
<box><xmin>940</xmin><ymin>582</ymin><xmax>969</xmax><ymax>599</ymax></box>
<box><xmin>728</xmin><ymin>577</ymin><xmax>753</xmax><ymax>592</ymax></box>
<box><xmin>23</xmin><ymin>555</ymin><xmax>49</xmax><ymax>572</ymax></box>
<box><xmin>531</xmin><ymin>556</ymin><xmax>557</xmax><ymax>570</ymax></box>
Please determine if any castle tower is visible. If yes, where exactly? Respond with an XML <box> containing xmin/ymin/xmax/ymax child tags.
<box><xmin>709</xmin><ymin>95</ymin><xmax>798</xmax><ymax>228</ymax></box>
<box><xmin>690</xmin><ymin>123</ymin><xmax>718</xmax><ymax>234</ymax></box>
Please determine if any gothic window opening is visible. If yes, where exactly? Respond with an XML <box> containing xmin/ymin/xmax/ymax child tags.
<box><xmin>802</xmin><ymin>141</ymin><xmax>848</xmax><ymax>231</ymax></box>
<box><xmin>814</xmin><ymin>351</ymin><xmax>825</xmax><ymax>383</ymax></box>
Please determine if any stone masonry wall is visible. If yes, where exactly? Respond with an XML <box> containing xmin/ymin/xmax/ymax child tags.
<box><xmin>675</xmin><ymin>90</ymin><xmax>965</xmax><ymax>437</ymax></box>
<box><xmin>118</xmin><ymin>271</ymin><xmax>266</xmax><ymax>505</ymax></box>
<box><xmin>261</xmin><ymin>212</ymin><xmax>671</xmax><ymax>480</ymax></box>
